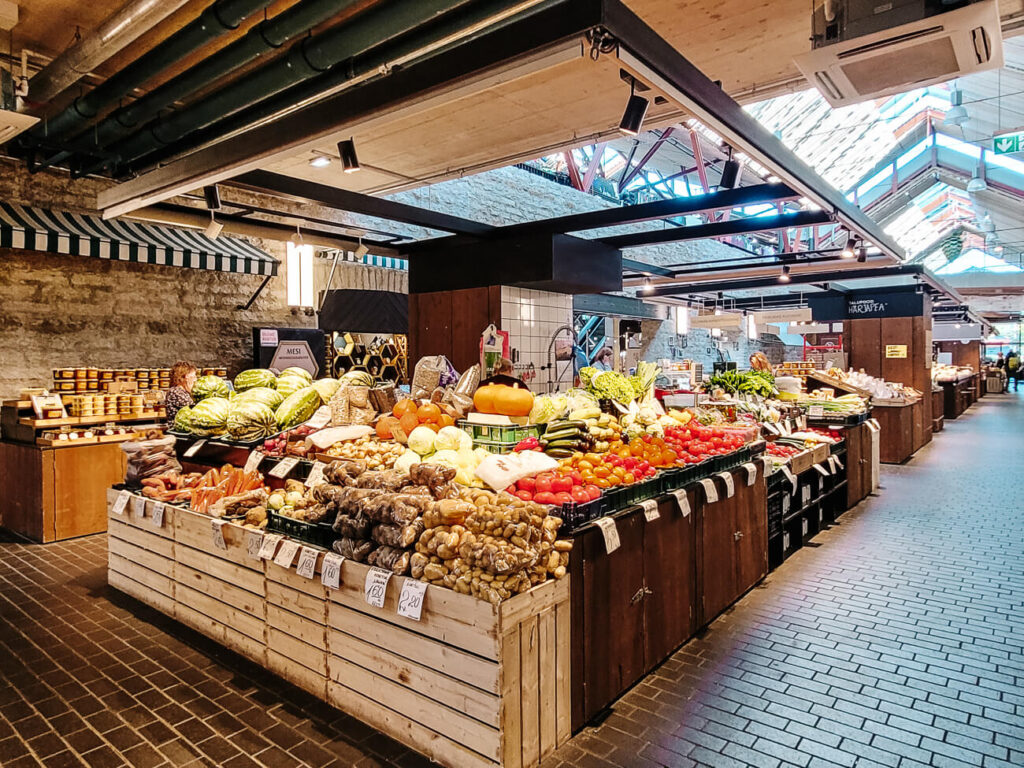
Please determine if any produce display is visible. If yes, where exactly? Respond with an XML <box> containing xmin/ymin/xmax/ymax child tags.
<box><xmin>704</xmin><ymin>369</ymin><xmax>777</xmax><ymax>398</ymax></box>
<box><xmin>793</xmin><ymin>392</ymin><xmax>867</xmax><ymax>414</ymax></box>
<box><xmin>325</xmin><ymin>435</ymin><xmax>406</xmax><ymax>469</ymax></box>
<box><xmin>472</xmin><ymin>382</ymin><xmax>534</xmax><ymax>416</ymax></box>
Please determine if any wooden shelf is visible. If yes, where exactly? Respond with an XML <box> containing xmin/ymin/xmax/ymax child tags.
<box><xmin>19</xmin><ymin>410</ymin><xmax>164</xmax><ymax>428</ymax></box>
<box><xmin>36</xmin><ymin>433</ymin><xmax>136</xmax><ymax>448</ymax></box>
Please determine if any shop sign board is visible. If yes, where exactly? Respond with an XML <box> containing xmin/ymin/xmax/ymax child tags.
<box><xmin>689</xmin><ymin>313</ymin><xmax>743</xmax><ymax>329</ymax></box>
<box><xmin>885</xmin><ymin>345</ymin><xmax>908</xmax><ymax>358</ymax></box>
<box><xmin>269</xmin><ymin>340</ymin><xmax>319</xmax><ymax>376</ymax></box>
<box><xmin>845</xmin><ymin>290</ymin><xmax>924</xmax><ymax>319</ymax></box>
<box><xmin>994</xmin><ymin>133</ymin><xmax>1022</xmax><ymax>155</ymax></box>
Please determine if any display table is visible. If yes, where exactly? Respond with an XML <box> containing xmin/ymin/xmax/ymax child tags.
<box><xmin>872</xmin><ymin>401</ymin><xmax>918</xmax><ymax>464</ymax></box>
<box><xmin>568</xmin><ymin>464</ymin><xmax>766</xmax><ymax>730</ymax></box>
<box><xmin>939</xmin><ymin>378</ymin><xmax>972</xmax><ymax>420</ymax></box>
<box><xmin>840</xmin><ymin>419</ymin><xmax>878</xmax><ymax>507</ymax></box>
<box><xmin>106</xmin><ymin>491</ymin><xmax>570</xmax><ymax>768</ymax></box>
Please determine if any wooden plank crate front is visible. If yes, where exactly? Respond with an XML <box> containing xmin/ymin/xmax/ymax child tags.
<box><xmin>106</xmin><ymin>497</ymin><xmax>570</xmax><ymax>768</ymax></box>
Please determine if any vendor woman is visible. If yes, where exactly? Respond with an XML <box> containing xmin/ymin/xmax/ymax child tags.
<box><xmin>165</xmin><ymin>361</ymin><xmax>198</xmax><ymax>424</ymax></box>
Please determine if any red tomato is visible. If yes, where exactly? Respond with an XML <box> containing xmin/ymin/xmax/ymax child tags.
<box><xmin>551</xmin><ymin>475</ymin><xmax>573</xmax><ymax>493</ymax></box>
<box><xmin>584</xmin><ymin>484</ymin><xmax>601</xmax><ymax>501</ymax></box>
<box><xmin>515</xmin><ymin>490</ymin><xmax>533</xmax><ymax>502</ymax></box>
<box><xmin>533</xmin><ymin>491</ymin><xmax>557</xmax><ymax>505</ymax></box>
<box><xmin>506</xmin><ymin>485</ymin><xmax>517</xmax><ymax>494</ymax></box>
<box><xmin>571</xmin><ymin>487</ymin><xmax>591</xmax><ymax>503</ymax></box>
<box><xmin>517</xmin><ymin>477</ymin><xmax>536</xmax><ymax>493</ymax></box>
<box><xmin>554</xmin><ymin>491</ymin><xmax>574</xmax><ymax>506</ymax></box>
<box><xmin>534</xmin><ymin>474</ymin><xmax>554</xmax><ymax>493</ymax></box>
<box><xmin>569</xmin><ymin>470</ymin><xmax>584</xmax><ymax>485</ymax></box>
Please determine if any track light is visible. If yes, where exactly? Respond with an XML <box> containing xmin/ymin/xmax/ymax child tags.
<box><xmin>779</xmin><ymin>265</ymin><xmax>791</xmax><ymax>283</ymax></box>
<box><xmin>719</xmin><ymin>154</ymin><xmax>741</xmax><ymax>189</ymax></box>
<box><xmin>944</xmin><ymin>87</ymin><xmax>969</xmax><ymax>127</ymax></box>
<box><xmin>642</xmin><ymin>277</ymin><xmax>653</xmax><ymax>293</ymax></box>
<box><xmin>618</xmin><ymin>79</ymin><xmax>649</xmax><ymax>136</ymax></box>
<box><xmin>203</xmin><ymin>185</ymin><xmax>221</xmax><ymax>211</ymax></box>
<box><xmin>856</xmin><ymin>245</ymin><xmax>867</xmax><ymax>262</ymax></box>
<box><xmin>841</xmin><ymin>235</ymin><xmax>858</xmax><ymax>259</ymax></box>
<box><xmin>338</xmin><ymin>138</ymin><xmax>360</xmax><ymax>173</ymax></box>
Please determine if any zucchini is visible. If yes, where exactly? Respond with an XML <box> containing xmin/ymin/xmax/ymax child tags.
<box><xmin>544</xmin><ymin>420</ymin><xmax>587</xmax><ymax>432</ymax></box>
<box><xmin>544</xmin><ymin>448</ymin><xmax>575</xmax><ymax>458</ymax></box>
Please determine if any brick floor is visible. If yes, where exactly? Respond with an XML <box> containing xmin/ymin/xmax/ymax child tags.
<box><xmin>2</xmin><ymin>394</ymin><xmax>1023</xmax><ymax>767</ymax></box>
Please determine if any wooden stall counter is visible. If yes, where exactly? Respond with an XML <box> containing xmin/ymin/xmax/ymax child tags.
<box><xmin>872</xmin><ymin>400</ymin><xmax>921</xmax><ymax>464</ymax></box>
<box><xmin>106</xmin><ymin>491</ymin><xmax>571</xmax><ymax>768</ymax></box>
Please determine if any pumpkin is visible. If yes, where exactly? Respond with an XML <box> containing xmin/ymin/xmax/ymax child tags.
<box><xmin>473</xmin><ymin>383</ymin><xmax>534</xmax><ymax>417</ymax></box>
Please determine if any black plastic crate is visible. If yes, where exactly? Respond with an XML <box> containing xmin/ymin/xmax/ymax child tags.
<box><xmin>557</xmin><ymin>496</ymin><xmax>602</xmax><ymax>533</ymax></box>
<box><xmin>267</xmin><ymin>511</ymin><xmax>334</xmax><ymax>549</ymax></box>
<box><xmin>767</xmin><ymin>490</ymin><xmax>785</xmax><ymax>538</ymax></box>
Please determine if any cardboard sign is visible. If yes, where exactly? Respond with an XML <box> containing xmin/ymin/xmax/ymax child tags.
<box><xmin>364</xmin><ymin>567</ymin><xmax>392</xmax><ymax>608</ymax></box>
<box><xmin>885</xmin><ymin>345</ymin><xmax>907</xmax><ymax>359</ymax></box>
<box><xmin>244</xmin><ymin>451</ymin><xmax>264</xmax><ymax>474</ymax></box>
<box><xmin>781</xmin><ymin>466</ymin><xmax>797</xmax><ymax>493</ymax></box>
<box><xmin>306</xmin><ymin>408</ymin><xmax>331</xmax><ymax>430</ymax></box>
<box><xmin>131</xmin><ymin>496</ymin><xmax>146</xmax><ymax>519</ymax></box>
<box><xmin>743</xmin><ymin>462</ymin><xmax>758</xmax><ymax>486</ymax></box>
<box><xmin>716</xmin><ymin>471</ymin><xmax>735</xmax><ymax>498</ymax></box>
<box><xmin>184</xmin><ymin>439</ymin><xmax>207</xmax><ymax>458</ymax></box>
<box><xmin>31</xmin><ymin>393</ymin><xmax>67</xmax><ymax>420</ymax></box>
<box><xmin>699</xmin><ymin>478</ymin><xmax>718</xmax><ymax>504</ymax></box>
<box><xmin>151</xmin><ymin>503</ymin><xmax>165</xmax><ymax>528</ymax></box>
<box><xmin>321</xmin><ymin>553</ymin><xmax>343</xmax><ymax>589</ymax></box>
<box><xmin>274</xmin><ymin>540</ymin><xmax>300</xmax><ymax>568</ymax></box>
<box><xmin>305</xmin><ymin>461</ymin><xmax>326</xmax><ymax>488</ymax></box>
<box><xmin>814</xmin><ymin>463</ymin><xmax>830</xmax><ymax>477</ymax></box>
<box><xmin>397</xmin><ymin>579</ymin><xmax>428</xmax><ymax>621</ymax></box>
<box><xmin>210</xmin><ymin>519</ymin><xmax>227</xmax><ymax>551</ymax></box>
<box><xmin>258</xmin><ymin>533</ymin><xmax>284</xmax><ymax>560</ymax></box>
<box><xmin>245</xmin><ymin>530</ymin><xmax>263</xmax><ymax>560</ymax></box>
<box><xmin>260</xmin><ymin>328</ymin><xmax>279</xmax><ymax>346</ymax></box>
<box><xmin>594</xmin><ymin>517</ymin><xmax>620</xmax><ymax>554</ymax></box>
<box><xmin>671</xmin><ymin>489</ymin><xmax>691</xmax><ymax>518</ymax></box>
<box><xmin>640</xmin><ymin>498</ymin><xmax>660</xmax><ymax>522</ymax></box>
<box><xmin>111</xmin><ymin>490</ymin><xmax>130</xmax><ymax>516</ymax></box>
<box><xmin>296</xmin><ymin>547</ymin><xmax>319</xmax><ymax>579</ymax></box>
<box><xmin>833</xmin><ymin>455</ymin><xmax>844</xmax><ymax>470</ymax></box>
<box><xmin>269</xmin><ymin>456</ymin><xmax>300</xmax><ymax>479</ymax></box>
<box><xmin>808</xmin><ymin>405</ymin><xmax>824</xmax><ymax>418</ymax></box>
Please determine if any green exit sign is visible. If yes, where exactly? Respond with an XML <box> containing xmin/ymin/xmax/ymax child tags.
<box><xmin>993</xmin><ymin>133</ymin><xmax>1022</xmax><ymax>155</ymax></box>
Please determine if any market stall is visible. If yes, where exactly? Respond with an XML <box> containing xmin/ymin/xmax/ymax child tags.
<box><xmin>933</xmin><ymin>364</ymin><xmax>976</xmax><ymax>419</ymax></box>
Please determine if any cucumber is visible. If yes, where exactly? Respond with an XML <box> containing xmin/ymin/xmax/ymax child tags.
<box><xmin>545</xmin><ymin>420</ymin><xmax>587</xmax><ymax>432</ymax></box>
<box><xmin>544</xmin><ymin>448</ymin><xmax>575</xmax><ymax>458</ymax></box>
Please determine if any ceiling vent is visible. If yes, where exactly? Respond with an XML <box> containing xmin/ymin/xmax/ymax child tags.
<box><xmin>794</xmin><ymin>0</ymin><xmax>1003</xmax><ymax>107</ymax></box>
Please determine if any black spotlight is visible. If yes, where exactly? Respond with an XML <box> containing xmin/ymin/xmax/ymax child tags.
<box><xmin>203</xmin><ymin>185</ymin><xmax>222</xmax><ymax>211</ymax></box>
<box><xmin>779</xmin><ymin>264</ymin><xmax>791</xmax><ymax>283</ymax></box>
<box><xmin>338</xmin><ymin>138</ymin><xmax>360</xmax><ymax>173</ymax></box>
<box><xmin>719</xmin><ymin>158</ymin><xmax>741</xmax><ymax>189</ymax></box>
<box><xmin>618</xmin><ymin>80</ymin><xmax>649</xmax><ymax>136</ymax></box>
<box><xmin>857</xmin><ymin>246</ymin><xmax>867</xmax><ymax>263</ymax></box>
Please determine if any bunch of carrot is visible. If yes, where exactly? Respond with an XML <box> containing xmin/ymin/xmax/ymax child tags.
<box><xmin>190</xmin><ymin>465</ymin><xmax>265</xmax><ymax>514</ymax></box>
<box><xmin>140</xmin><ymin>472</ymin><xmax>202</xmax><ymax>503</ymax></box>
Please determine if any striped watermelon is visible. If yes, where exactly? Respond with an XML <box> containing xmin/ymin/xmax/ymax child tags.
<box><xmin>279</xmin><ymin>366</ymin><xmax>313</xmax><ymax>384</ymax></box>
<box><xmin>192</xmin><ymin>375</ymin><xmax>230</xmax><ymax>401</ymax></box>
<box><xmin>275</xmin><ymin>386</ymin><xmax>321</xmax><ymax>429</ymax></box>
<box><xmin>274</xmin><ymin>375</ymin><xmax>308</xmax><ymax>398</ymax></box>
<box><xmin>234</xmin><ymin>369</ymin><xmax>277</xmax><ymax>392</ymax></box>
<box><xmin>173</xmin><ymin>405</ymin><xmax>193</xmax><ymax>433</ymax></box>
<box><xmin>311</xmin><ymin>377</ymin><xmax>340</xmax><ymax>404</ymax></box>
<box><xmin>227</xmin><ymin>401</ymin><xmax>277</xmax><ymax>441</ymax></box>
<box><xmin>233</xmin><ymin>386</ymin><xmax>284</xmax><ymax>410</ymax></box>
<box><xmin>189</xmin><ymin>397</ymin><xmax>230</xmax><ymax>436</ymax></box>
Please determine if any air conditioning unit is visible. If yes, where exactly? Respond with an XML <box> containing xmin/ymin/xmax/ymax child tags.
<box><xmin>794</xmin><ymin>0</ymin><xmax>1003</xmax><ymax>107</ymax></box>
<box><xmin>0</xmin><ymin>70</ymin><xmax>38</xmax><ymax>145</ymax></box>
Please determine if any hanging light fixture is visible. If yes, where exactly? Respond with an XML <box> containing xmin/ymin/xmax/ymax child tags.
<box><xmin>204</xmin><ymin>213</ymin><xmax>223</xmax><ymax>240</ymax></box>
<box><xmin>642</xmin><ymin>276</ymin><xmax>653</xmax><ymax>293</ymax></box>
<box><xmin>618</xmin><ymin>78</ymin><xmax>649</xmax><ymax>136</ymax></box>
<box><xmin>944</xmin><ymin>85</ymin><xmax>969</xmax><ymax>127</ymax></box>
<box><xmin>841</xmin><ymin>234</ymin><xmax>859</xmax><ymax>259</ymax></box>
<box><xmin>966</xmin><ymin>152</ymin><xmax>988</xmax><ymax>192</ymax></box>
<box><xmin>203</xmin><ymin>184</ymin><xmax>222</xmax><ymax>211</ymax></box>
<box><xmin>719</xmin><ymin>147</ymin><xmax>741</xmax><ymax>189</ymax></box>
<box><xmin>338</xmin><ymin>138</ymin><xmax>360</xmax><ymax>173</ymax></box>
<box><xmin>857</xmin><ymin>244</ymin><xmax>867</xmax><ymax>262</ymax></box>
<box><xmin>779</xmin><ymin>264</ymin><xmax>791</xmax><ymax>283</ymax></box>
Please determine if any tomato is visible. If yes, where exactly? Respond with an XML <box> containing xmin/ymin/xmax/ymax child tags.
<box><xmin>569</xmin><ymin>470</ymin><xmax>583</xmax><ymax>485</ymax></box>
<box><xmin>580</xmin><ymin>470</ymin><xmax>596</xmax><ymax>483</ymax></box>
<box><xmin>551</xmin><ymin>475</ymin><xmax>573</xmax><ymax>493</ymax></box>
<box><xmin>584</xmin><ymin>484</ymin><xmax>601</xmax><ymax>501</ymax></box>
<box><xmin>533</xmin><ymin>491</ymin><xmax>557</xmax><ymax>505</ymax></box>
<box><xmin>623</xmin><ymin>472</ymin><xmax>636</xmax><ymax>484</ymax></box>
<box><xmin>606</xmin><ymin>475</ymin><xmax>621</xmax><ymax>487</ymax></box>
<box><xmin>593</xmin><ymin>465</ymin><xmax>611</xmax><ymax>478</ymax></box>
<box><xmin>534</xmin><ymin>474</ymin><xmax>554</xmax><ymax>493</ymax></box>
<box><xmin>571</xmin><ymin>487</ymin><xmax>591</xmax><ymax>503</ymax></box>
<box><xmin>517</xmin><ymin>477</ymin><xmax>536</xmax><ymax>493</ymax></box>
<box><xmin>594</xmin><ymin>478</ymin><xmax>610</xmax><ymax>488</ymax></box>
<box><xmin>515</xmin><ymin>490</ymin><xmax>533</xmax><ymax>501</ymax></box>
<box><xmin>554</xmin><ymin>491</ymin><xmax>574</xmax><ymax>506</ymax></box>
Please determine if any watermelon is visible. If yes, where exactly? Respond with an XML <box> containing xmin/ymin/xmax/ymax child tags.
<box><xmin>274</xmin><ymin>374</ymin><xmax>308</xmax><ymax>398</ymax></box>
<box><xmin>192</xmin><ymin>375</ymin><xmax>230</xmax><ymax>401</ymax></box>
<box><xmin>311</xmin><ymin>377</ymin><xmax>341</xmax><ymax>404</ymax></box>
<box><xmin>233</xmin><ymin>386</ymin><xmax>284</xmax><ymax>410</ymax></box>
<box><xmin>173</xmin><ymin>406</ymin><xmax>193</xmax><ymax>433</ymax></box>
<box><xmin>275</xmin><ymin>386</ymin><xmax>321</xmax><ymax>429</ymax></box>
<box><xmin>234</xmin><ymin>368</ymin><xmax>277</xmax><ymax>392</ymax></box>
<box><xmin>189</xmin><ymin>397</ymin><xmax>230</xmax><ymax>436</ymax></box>
<box><xmin>279</xmin><ymin>366</ymin><xmax>313</xmax><ymax>384</ymax></box>
<box><xmin>227</xmin><ymin>401</ymin><xmax>277</xmax><ymax>442</ymax></box>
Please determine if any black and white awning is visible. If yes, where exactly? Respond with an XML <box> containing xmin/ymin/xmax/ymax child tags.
<box><xmin>0</xmin><ymin>202</ymin><xmax>278</xmax><ymax>276</ymax></box>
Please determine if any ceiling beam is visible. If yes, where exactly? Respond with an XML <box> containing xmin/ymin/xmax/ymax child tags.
<box><xmin>231</xmin><ymin>170</ymin><xmax>495</xmax><ymax>236</ymax></box>
<box><xmin>599</xmin><ymin>209</ymin><xmax>832</xmax><ymax>249</ymax></box>
<box><xmin>619</xmin><ymin>127</ymin><xmax>676</xmax><ymax>190</ymax></box>
<box><xmin>648</xmin><ymin>265</ymin><xmax>918</xmax><ymax>297</ymax></box>
<box><xmin>622</xmin><ymin>258</ymin><xmax>674</xmax><ymax>276</ymax></box>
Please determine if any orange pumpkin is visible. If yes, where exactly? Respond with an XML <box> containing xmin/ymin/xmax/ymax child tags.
<box><xmin>474</xmin><ymin>383</ymin><xmax>534</xmax><ymax>417</ymax></box>
<box><xmin>393</xmin><ymin>398</ymin><xmax>418</xmax><ymax>418</ymax></box>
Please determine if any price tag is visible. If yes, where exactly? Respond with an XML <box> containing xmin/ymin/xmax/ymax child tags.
<box><xmin>304</xmin><ymin>461</ymin><xmax>326</xmax><ymax>488</ymax></box>
<box><xmin>245</xmin><ymin>530</ymin><xmax>264</xmax><ymax>560</ymax></box>
<box><xmin>244</xmin><ymin>450</ymin><xmax>264</xmax><ymax>473</ymax></box>
<box><xmin>184</xmin><ymin>439</ymin><xmax>207</xmax><ymax>458</ymax></box>
<box><xmin>296</xmin><ymin>547</ymin><xmax>318</xmax><ymax>579</ymax></box>
<box><xmin>782</xmin><ymin>494</ymin><xmax>790</xmax><ymax>514</ymax></box>
<box><xmin>801</xmin><ymin>485</ymin><xmax>811</xmax><ymax>505</ymax></box>
<box><xmin>111</xmin><ymin>490</ymin><xmax>130</xmax><ymax>516</ymax></box>
<box><xmin>274</xmin><ymin>539</ymin><xmax>300</xmax><ymax>568</ymax></box>
<box><xmin>781</xmin><ymin>465</ymin><xmax>797</xmax><ymax>493</ymax></box>
<box><xmin>364</xmin><ymin>567</ymin><xmax>392</xmax><ymax>607</ymax></box>
<box><xmin>783</xmin><ymin>531</ymin><xmax>790</xmax><ymax>550</ymax></box>
<box><xmin>321</xmin><ymin>553</ymin><xmax>343</xmax><ymax>589</ymax></box>
<box><xmin>699</xmin><ymin>478</ymin><xmax>718</xmax><ymax>504</ymax></box>
<box><xmin>151</xmin><ymin>503</ymin><xmax>165</xmax><ymax>528</ymax></box>
<box><xmin>764</xmin><ymin>422</ymin><xmax>780</xmax><ymax>436</ymax></box>
<box><xmin>259</xmin><ymin>533</ymin><xmax>283</xmax><ymax>560</ymax></box>
<box><xmin>827</xmin><ymin>456</ymin><xmax>837</xmax><ymax>474</ymax></box>
<box><xmin>640</xmin><ymin>498</ymin><xmax>660</xmax><ymax>522</ymax></box>
<box><xmin>671</xmin><ymin>489</ymin><xmax>690</xmax><ymax>518</ymax></box>
<box><xmin>397</xmin><ymin>579</ymin><xmax>428</xmax><ymax>621</ymax></box>
<box><xmin>743</xmin><ymin>462</ymin><xmax>758</xmax><ymax>486</ymax></box>
<box><xmin>808</xmin><ymin>405</ymin><xmax>824</xmax><ymax>418</ymax></box>
<box><xmin>306</xmin><ymin>408</ymin><xmax>332</xmax><ymax>430</ymax></box>
<box><xmin>779</xmin><ymin>420</ymin><xmax>792</xmax><ymax>436</ymax></box>
<box><xmin>833</xmin><ymin>455</ymin><xmax>843</xmax><ymax>470</ymax></box>
<box><xmin>269</xmin><ymin>456</ymin><xmax>300</xmax><ymax>479</ymax></box>
<box><xmin>593</xmin><ymin>516</ymin><xmax>620</xmax><ymax>554</ymax></box>
<box><xmin>716</xmin><ymin>472</ymin><xmax>735</xmax><ymax>498</ymax></box>
<box><xmin>814</xmin><ymin>463</ymin><xmax>830</xmax><ymax>477</ymax></box>
<box><xmin>799</xmin><ymin>415</ymin><xmax>808</xmax><ymax>430</ymax></box>
<box><xmin>868</xmin><ymin>418</ymin><xmax>881</xmax><ymax>432</ymax></box>
<box><xmin>801</xmin><ymin>518</ymin><xmax>809</xmax><ymax>536</ymax></box>
<box><xmin>210</xmin><ymin>519</ymin><xmax>227</xmax><ymax>551</ymax></box>
<box><xmin>131</xmin><ymin>495</ymin><xmax>146</xmax><ymax>519</ymax></box>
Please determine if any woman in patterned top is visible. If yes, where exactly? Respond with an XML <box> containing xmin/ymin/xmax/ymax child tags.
<box><xmin>165</xmin><ymin>361</ymin><xmax>198</xmax><ymax>425</ymax></box>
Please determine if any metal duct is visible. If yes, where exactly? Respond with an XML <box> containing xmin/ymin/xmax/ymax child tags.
<box><xmin>41</xmin><ymin>0</ymin><xmax>366</xmax><ymax>170</ymax></box>
<box><xmin>27</xmin><ymin>0</ymin><xmax>193</xmax><ymax>104</ymax></box>
<box><xmin>107</xmin><ymin>0</ymin><xmax>474</xmax><ymax>169</ymax></box>
<box><xmin>26</xmin><ymin>0</ymin><xmax>272</xmax><ymax>145</ymax></box>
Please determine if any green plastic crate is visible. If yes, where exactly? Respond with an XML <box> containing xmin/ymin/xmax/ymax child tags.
<box><xmin>457</xmin><ymin>420</ymin><xmax>541</xmax><ymax>450</ymax></box>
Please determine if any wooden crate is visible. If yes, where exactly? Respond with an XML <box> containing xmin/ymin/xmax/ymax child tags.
<box><xmin>106</xmin><ymin>489</ymin><xmax>176</xmax><ymax>616</ymax></box>
<box><xmin>789</xmin><ymin>450</ymin><xmax>814</xmax><ymax>475</ymax></box>
<box><xmin>266</xmin><ymin>554</ymin><xmax>329</xmax><ymax>699</ymax></box>
<box><xmin>327</xmin><ymin>558</ymin><xmax>570</xmax><ymax>768</ymax></box>
<box><xmin>809</xmin><ymin>443</ymin><xmax>829</xmax><ymax>466</ymax></box>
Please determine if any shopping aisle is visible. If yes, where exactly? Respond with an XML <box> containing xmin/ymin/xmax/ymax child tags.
<box><xmin>545</xmin><ymin>392</ymin><xmax>1024</xmax><ymax>768</ymax></box>
<box><xmin>0</xmin><ymin>396</ymin><xmax>1020</xmax><ymax>768</ymax></box>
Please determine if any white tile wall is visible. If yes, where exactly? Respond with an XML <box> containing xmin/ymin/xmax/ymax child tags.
<box><xmin>500</xmin><ymin>287</ymin><xmax>574</xmax><ymax>392</ymax></box>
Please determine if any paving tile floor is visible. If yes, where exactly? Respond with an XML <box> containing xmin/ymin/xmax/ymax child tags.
<box><xmin>1</xmin><ymin>393</ymin><xmax>1022</xmax><ymax>767</ymax></box>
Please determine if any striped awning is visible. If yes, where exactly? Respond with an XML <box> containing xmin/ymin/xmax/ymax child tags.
<box><xmin>0</xmin><ymin>202</ymin><xmax>278</xmax><ymax>276</ymax></box>
<box><xmin>345</xmin><ymin>251</ymin><xmax>407</xmax><ymax>271</ymax></box>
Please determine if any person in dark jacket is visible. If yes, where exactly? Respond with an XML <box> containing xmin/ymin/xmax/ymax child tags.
<box><xmin>165</xmin><ymin>361</ymin><xmax>198</xmax><ymax>425</ymax></box>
